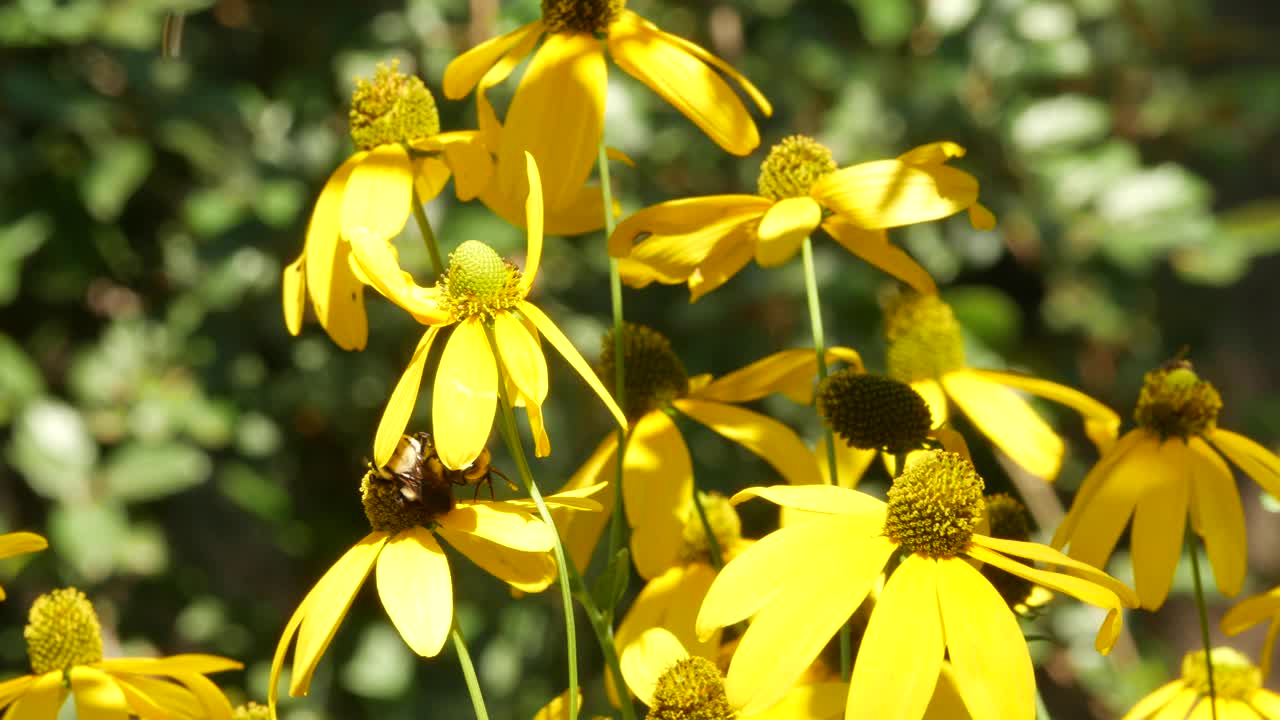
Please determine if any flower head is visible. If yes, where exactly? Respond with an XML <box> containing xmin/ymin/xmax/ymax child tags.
<box><xmin>816</xmin><ymin>370</ymin><xmax>932</xmax><ymax>454</ymax></box>
<box><xmin>1121</xmin><ymin>647</ymin><xmax>1280</xmax><ymax>719</ymax></box>
<box><xmin>0</xmin><ymin>531</ymin><xmax>46</xmax><ymax>601</ymax></box>
<box><xmin>0</xmin><ymin>587</ymin><xmax>241</xmax><ymax>719</ymax></box>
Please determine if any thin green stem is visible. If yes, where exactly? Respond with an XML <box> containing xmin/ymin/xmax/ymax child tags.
<box><xmin>451</xmin><ymin>624</ymin><xmax>490</xmax><ymax>720</ymax></box>
<box><xmin>690</xmin><ymin>486</ymin><xmax>724</xmax><ymax>571</ymax></box>
<box><xmin>599</xmin><ymin>140</ymin><xmax>631</xmax><ymax>608</ymax></box>
<box><xmin>1035</xmin><ymin>688</ymin><xmax>1052</xmax><ymax>720</ymax></box>
<box><xmin>410</xmin><ymin>185</ymin><xmax>444</xmax><ymax>278</ymax></box>
<box><xmin>1188</xmin><ymin>535</ymin><xmax>1219</xmax><ymax>720</ymax></box>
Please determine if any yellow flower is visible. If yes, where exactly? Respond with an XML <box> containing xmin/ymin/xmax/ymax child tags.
<box><xmin>532</xmin><ymin>688</ymin><xmax>611</xmax><ymax>720</ymax></box>
<box><xmin>443</xmin><ymin>0</ymin><xmax>770</xmax><ymax>235</ymax></box>
<box><xmin>269</xmin><ymin>449</ymin><xmax>604</xmax><ymax>713</ymax></box>
<box><xmin>882</xmin><ymin>291</ymin><xmax>1120</xmax><ymax>481</ymax></box>
<box><xmin>696</xmin><ymin>451</ymin><xmax>1137</xmax><ymax>720</ymax></box>
<box><xmin>607</xmin><ymin>136</ymin><xmax>995</xmax><ymax>301</ymax></box>
<box><xmin>1053</xmin><ymin>362</ymin><xmax>1280</xmax><ymax>610</ymax></box>
<box><xmin>555</xmin><ymin>323</ymin><xmax>861</xmax><ymax>579</ymax></box>
<box><xmin>1121</xmin><ymin>647</ymin><xmax>1280</xmax><ymax>720</ymax></box>
<box><xmin>0</xmin><ymin>531</ymin><xmax>46</xmax><ymax>601</ymax></box>
<box><xmin>0</xmin><ymin>587</ymin><xmax>241</xmax><ymax>720</ymax></box>
<box><xmin>282</xmin><ymin>61</ymin><xmax>493</xmax><ymax>350</ymax></box>
<box><xmin>1222</xmin><ymin>585</ymin><xmax>1280</xmax><ymax>679</ymax></box>
<box><xmin>351</xmin><ymin>152</ymin><xmax>626</xmax><ymax>472</ymax></box>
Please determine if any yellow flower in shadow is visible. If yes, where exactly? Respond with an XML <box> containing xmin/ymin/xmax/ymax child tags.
<box><xmin>0</xmin><ymin>531</ymin><xmax>46</xmax><ymax>601</ymax></box>
<box><xmin>0</xmin><ymin>588</ymin><xmax>240</xmax><ymax>720</ymax></box>
<box><xmin>1121</xmin><ymin>647</ymin><xmax>1280</xmax><ymax>720</ymax></box>
<box><xmin>1222</xmin><ymin>585</ymin><xmax>1280</xmax><ymax>680</ymax></box>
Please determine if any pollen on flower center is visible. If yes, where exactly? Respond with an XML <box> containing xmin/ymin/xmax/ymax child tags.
<box><xmin>1181</xmin><ymin>647</ymin><xmax>1261</xmax><ymax>701</ymax></box>
<box><xmin>541</xmin><ymin>0</ymin><xmax>625</xmax><ymax>34</ymax></box>
<box><xmin>980</xmin><ymin>493</ymin><xmax>1035</xmax><ymax>609</ymax></box>
<box><xmin>757</xmin><ymin>135</ymin><xmax>838</xmax><ymax>201</ymax></box>
<box><xmin>679</xmin><ymin>492</ymin><xmax>743</xmax><ymax>566</ymax></box>
<box><xmin>816</xmin><ymin>370</ymin><xmax>932</xmax><ymax>453</ymax></box>
<box><xmin>600</xmin><ymin>323</ymin><xmax>690</xmax><ymax>422</ymax></box>
<box><xmin>349</xmin><ymin>60</ymin><xmax>441</xmax><ymax>150</ymax></box>
<box><xmin>884</xmin><ymin>292</ymin><xmax>966</xmax><ymax>383</ymax></box>
<box><xmin>883</xmin><ymin>451</ymin><xmax>985</xmax><ymax>558</ymax></box>
<box><xmin>1133</xmin><ymin>362</ymin><xmax>1222</xmax><ymax>439</ymax></box>
<box><xmin>25</xmin><ymin>587</ymin><xmax>104</xmax><ymax>675</ymax></box>
<box><xmin>647</xmin><ymin>656</ymin><xmax>736</xmax><ymax>720</ymax></box>
<box><xmin>439</xmin><ymin>240</ymin><xmax>524</xmax><ymax>321</ymax></box>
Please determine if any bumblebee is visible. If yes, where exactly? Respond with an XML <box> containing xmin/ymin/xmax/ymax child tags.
<box><xmin>373</xmin><ymin>433</ymin><xmax>515</xmax><ymax>513</ymax></box>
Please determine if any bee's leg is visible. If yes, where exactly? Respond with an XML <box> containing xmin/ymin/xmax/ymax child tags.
<box><xmin>491</xmin><ymin>467</ymin><xmax>518</xmax><ymax>492</ymax></box>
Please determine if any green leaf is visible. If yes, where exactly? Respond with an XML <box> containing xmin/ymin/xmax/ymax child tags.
<box><xmin>8</xmin><ymin>400</ymin><xmax>97</xmax><ymax>502</ymax></box>
<box><xmin>0</xmin><ymin>213</ymin><xmax>52</xmax><ymax>306</ymax></box>
<box><xmin>591</xmin><ymin>547</ymin><xmax>631</xmax><ymax>616</ymax></box>
<box><xmin>102</xmin><ymin>441</ymin><xmax>212</xmax><ymax>502</ymax></box>
<box><xmin>49</xmin><ymin>501</ymin><xmax>128</xmax><ymax>582</ymax></box>
<box><xmin>79</xmin><ymin>139</ymin><xmax>153</xmax><ymax>221</ymax></box>
<box><xmin>0</xmin><ymin>334</ymin><xmax>44</xmax><ymax>425</ymax></box>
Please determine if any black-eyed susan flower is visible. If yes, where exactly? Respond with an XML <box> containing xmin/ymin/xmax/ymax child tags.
<box><xmin>282</xmin><ymin>60</ymin><xmax>493</xmax><ymax>350</ymax></box>
<box><xmin>348</xmin><ymin>153</ymin><xmax>625</xmax><ymax>472</ymax></box>
<box><xmin>1053</xmin><ymin>361</ymin><xmax>1280</xmax><ymax>610</ymax></box>
<box><xmin>0</xmin><ymin>531</ymin><xmax>46</xmax><ymax>601</ymax></box>
<box><xmin>0</xmin><ymin>587</ymin><xmax>241</xmax><ymax>719</ymax></box>
<box><xmin>696</xmin><ymin>451</ymin><xmax>1138</xmax><ymax>719</ymax></box>
<box><xmin>882</xmin><ymin>291</ymin><xmax>1120</xmax><ymax>481</ymax></box>
<box><xmin>442</xmin><ymin>0</ymin><xmax>770</xmax><ymax>236</ymax></box>
<box><xmin>269</xmin><ymin>441</ymin><xmax>604</xmax><ymax>713</ymax></box>
<box><xmin>554</xmin><ymin>322</ymin><xmax>860</xmax><ymax>579</ymax></box>
<box><xmin>608</xmin><ymin>137</ymin><xmax>994</xmax><ymax>301</ymax></box>
<box><xmin>1121</xmin><ymin>647</ymin><xmax>1280</xmax><ymax>720</ymax></box>
<box><xmin>1222</xmin><ymin>585</ymin><xmax>1280</xmax><ymax>679</ymax></box>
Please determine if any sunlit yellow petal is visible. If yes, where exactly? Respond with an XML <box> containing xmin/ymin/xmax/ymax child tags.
<box><xmin>897</xmin><ymin>142</ymin><xmax>966</xmax><ymax>165</ymax></box>
<box><xmin>433</xmin><ymin>319</ymin><xmax>498</xmax><ymax>471</ymax></box>
<box><xmin>373</xmin><ymin>328</ymin><xmax>439</xmax><ymax>467</ymax></box>
<box><xmin>692</xmin><ymin>347</ymin><xmax>863</xmax><ymax>405</ymax></box>
<box><xmin>440</xmin><ymin>502</ymin><xmax>554</xmax><ymax>553</ymax></box>
<box><xmin>1252</xmin><ymin>691</ymin><xmax>1280</xmax><ymax>719</ymax></box>
<box><xmin>922</xmin><ymin>663</ymin><xmax>974</xmax><ymax>720</ymax></box>
<box><xmin>608</xmin><ymin>195</ymin><xmax>770</xmax><ymax>258</ymax></box>
<box><xmin>969</xmin><ymin>203</ymin><xmax>997</xmax><ymax>230</ymax></box>
<box><xmin>1186</xmin><ymin>437</ymin><xmax>1246</xmax><ymax>598</ymax></box>
<box><xmin>817</xmin><ymin>434</ymin><xmax>877</xmax><ymax>490</ymax></box>
<box><xmin>849</xmin><ymin>555</ymin><xmax>944</xmax><ymax>720</ymax></box>
<box><xmin>0</xmin><ymin>675</ymin><xmax>37</xmax><ymax>712</ymax></box>
<box><xmin>608</xmin><ymin>14</ymin><xmax>760</xmax><ymax>155</ymax></box>
<box><xmin>812</xmin><ymin>159</ymin><xmax>979</xmax><ymax>230</ymax></box>
<box><xmin>282</xmin><ymin>253</ymin><xmax>306</xmax><ymax>337</ymax></box>
<box><xmin>413</xmin><ymin>155</ymin><xmax>451</xmax><ymax>204</ymax></box>
<box><xmin>687</xmin><ymin>225</ymin><xmax>758</xmax><ymax>302</ymax></box>
<box><xmin>494</xmin><ymin>312</ymin><xmax>548</xmax><ymax>408</ymax></box>
<box><xmin>968</xmin><ymin>534</ymin><xmax>1139</xmax><ymax>607</ymax></box>
<box><xmin>730</xmin><ymin>483</ymin><xmax>887</xmax><ymax>517</ymax></box>
<box><xmin>1057</xmin><ymin>433</ymin><xmax>1163</xmax><ymax>569</ymax></box>
<box><xmin>1119</xmin><ymin>680</ymin><xmax>1183</xmax><ymax>720</ymax></box>
<box><xmin>518</xmin><ymin>152</ymin><xmax>545</xmax><ymax>293</ymax></box>
<box><xmin>755</xmin><ymin>197</ymin><xmax>821</xmax><ymax>267</ymax></box>
<box><xmin>969</xmin><ymin>368</ymin><xmax>1120</xmax><ymax>454</ymax></box>
<box><xmin>943</xmin><ymin>369</ymin><xmax>1064</xmax><ymax>480</ymax></box>
<box><xmin>617</xmin><ymin>212</ymin><xmax>761</xmax><ymax>284</ymax></box>
<box><xmin>1221</xmin><ymin>587</ymin><xmax>1280</xmax><ymax>635</ymax></box>
<box><xmin>436</xmin><ymin>525</ymin><xmax>557</xmax><ymax>593</ymax></box>
<box><xmin>938</xmin><ymin>558</ymin><xmax>1035</xmax><ymax>720</ymax></box>
<box><xmin>553</xmin><ymin>434</ymin><xmax>618</xmax><ymax>573</ymax></box>
<box><xmin>1208</xmin><ymin>428</ymin><xmax>1280</xmax><ymax>500</ymax></box>
<box><xmin>269</xmin><ymin>589</ymin><xmax>306</xmax><ymax>714</ymax></box>
<box><xmin>430</xmin><ymin>132</ymin><xmax>493</xmax><ymax>201</ymax></box>
<box><xmin>913</xmin><ymin>379</ymin><xmax>949</xmax><ymax>424</ymax></box>
<box><xmin>109</xmin><ymin>673</ymin><xmax>199</xmax><ymax>719</ymax></box>
<box><xmin>673</xmin><ymin>398</ymin><xmax>819</xmax><ymax>486</ymax></box>
<box><xmin>291</xmin><ymin>533</ymin><xmax>387</xmax><ymax>696</ymax></box>
<box><xmin>520</xmin><ymin>301</ymin><xmax>627</xmax><ymax>430</ymax></box>
<box><xmin>166</xmin><ymin>671</ymin><xmax>233</xmax><ymax>720</ymax></box>
<box><xmin>375</xmin><ymin>527</ymin><xmax>452</xmax><ymax>657</ymax></box>
<box><xmin>6</xmin><ymin>672</ymin><xmax>68</xmax><ymax>719</ymax></box>
<box><xmin>821</xmin><ymin>218</ymin><xmax>937</xmax><ymax>294</ymax></box>
<box><xmin>617</xmin><ymin>564</ymin><xmax>719</xmax><ymax>669</ymax></box>
<box><xmin>623</xmin><ymin>411</ymin><xmax>692</xmax><ymax>580</ymax></box>
<box><xmin>753</xmin><ymin>682</ymin><xmax>846</xmax><ymax>720</ymax></box>
<box><xmin>96</xmin><ymin>655</ymin><xmax>241</xmax><ymax>676</ymax></box>
<box><xmin>1130</xmin><ymin>442</ymin><xmax>1190</xmax><ymax>610</ymax></box>
<box><xmin>304</xmin><ymin>153</ymin><xmax>368</xmax><ymax>350</ymax></box>
<box><xmin>442</xmin><ymin>21</ymin><xmax>542</xmax><ymax>98</ymax></box>
<box><xmin>620</xmin><ymin>626</ymin><xmax>690</xmax><ymax>707</ymax></box>
<box><xmin>340</xmin><ymin>144</ymin><xmax>413</xmax><ymax>247</ymax></box>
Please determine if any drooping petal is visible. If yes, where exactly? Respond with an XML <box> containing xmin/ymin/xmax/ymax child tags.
<box><xmin>608</xmin><ymin>13</ymin><xmax>761</xmax><ymax>155</ymax></box>
<box><xmin>730</xmin><ymin>483</ymin><xmax>887</xmax><ymax>517</ymax></box>
<box><xmin>282</xmin><ymin>253</ymin><xmax>306</xmax><ymax>336</ymax></box>
<box><xmin>1187</xmin><ymin>437</ymin><xmax>1246</xmax><ymax>598</ymax></box>
<box><xmin>755</xmin><ymin>197</ymin><xmax>821</xmax><ymax>267</ymax></box>
<box><xmin>436</xmin><ymin>524</ymin><xmax>557</xmax><ymax>593</ymax></box>
<box><xmin>478</xmin><ymin>177</ymin><xmax>612</xmax><ymax>236</ymax></box>
<box><xmin>821</xmin><ymin>218</ymin><xmax>937</xmax><ymax>294</ymax></box>
<box><xmin>519</xmin><ymin>152</ymin><xmax>545</xmax><ymax>293</ymax></box>
<box><xmin>687</xmin><ymin>224</ymin><xmax>758</xmax><ymax>302</ymax></box>
<box><xmin>620</xmin><ymin>627</ymin><xmax>690</xmax><ymax>707</ymax></box>
<box><xmin>623</xmin><ymin>411</ymin><xmax>693</xmax><ymax>580</ymax></box>
<box><xmin>937</xmin><ymin>558</ymin><xmax>1035</xmax><ymax>720</ymax></box>
<box><xmin>968</xmin><ymin>534</ymin><xmax>1139</xmax><ymax>608</ymax></box>
<box><xmin>1055</xmin><ymin>434</ymin><xmax>1163</xmax><ymax>569</ymax></box>
<box><xmin>811</xmin><ymin>159</ymin><xmax>979</xmax><ymax>230</ymax></box>
<box><xmin>427</xmin><ymin>131</ymin><xmax>493</xmax><ymax>201</ymax></box>
<box><xmin>439</xmin><ymin>502</ymin><xmax>555</xmax><ymax>553</ymax></box>
<box><xmin>376</xmin><ymin>527</ymin><xmax>452</xmax><ymax>657</ymax></box>
<box><xmin>1118</xmin><ymin>680</ymin><xmax>1184</xmax><ymax>720</ymax></box>
<box><xmin>1208</xmin><ymin>428</ymin><xmax>1280</xmax><ymax>500</ymax></box>
<box><xmin>616</xmin><ymin>564</ymin><xmax>719</xmax><ymax>666</ymax></box>
<box><xmin>304</xmin><ymin>153</ymin><xmax>368</xmax><ymax>350</ymax></box>
<box><xmin>109</xmin><ymin>673</ymin><xmax>202</xmax><ymax>720</ymax></box>
<box><xmin>692</xmin><ymin>347</ymin><xmax>863</xmax><ymax>405</ymax></box>
<box><xmin>412</xmin><ymin>155</ymin><xmax>452</xmax><ymax>203</ymax></box>
<box><xmin>96</xmin><ymin>655</ymin><xmax>242</xmax><ymax>676</ymax></box>
<box><xmin>374</xmin><ymin>328</ymin><xmax>440</xmax><ymax>467</ymax></box>
<box><xmin>433</xmin><ymin>319</ymin><xmax>499</xmax><ymax>471</ymax></box>
<box><xmin>1129</xmin><ymin>442</ymin><xmax>1190</xmax><ymax>610</ymax></box>
<box><xmin>442</xmin><ymin>21</ymin><xmax>542</xmax><ymax>98</ymax></box>
<box><xmin>1051</xmin><ymin>430</ymin><xmax>1147</xmax><ymax>547</ymax></box>
<box><xmin>340</xmin><ymin>144</ymin><xmax>414</xmax><ymax>246</ymax></box>
<box><xmin>269</xmin><ymin>589</ymin><xmax>307</xmax><ymax>714</ymax></box>
<box><xmin>968</xmin><ymin>368</ymin><xmax>1121</xmax><ymax>455</ymax></box>
<box><xmin>345</xmin><ymin>227</ymin><xmax>450</xmax><ymax>324</ymax></box>
<box><xmin>608</xmin><ymin>195</ymin><xmax>771</xmax><ymax>258</ymax></box>
<box><xmin>816</xmin><ymin>434</ymin><xmax>877</xmax><ymax>490</ymax></box>
<box><xmin>167</xmin><ymin>671</ymin><xmax>233</xmax><ymax>720</ymax></box>
<box><xmin>291</xmin><ymin>533</ymin><xmax>388</xmax><ymax>696</ymax></box>
<box><xmin>897</xmin><ymin>141</ymin><xmax>967</xmax><ymax>166</ymax></box>
<box><xmin>913</xmin><ymin>379</ymin><xmax>949</xmax><ymax>425</ymax></box>
<box><xmin>473</xmin><ymin>27</ymin><xmax>545</xmax><ymax>148</ymax></box>
<box><xmin>1221</xmin><ymin>587</ymin><xmax>1280</xmax><ymax>635</ymax></box>
<box><xmin>494</xmin><ymin>312</ymin><xmax>548</xmax><ymax>407</ymax></box>
<box><xmin>0</xmin><ymin>675</ymin><xmax>37</xmax><ymax>712</ymax></box>
<box><xmin>616</xmin><ymin>212</ymin><xmax>763</xmax><ymax>284</ymax></box>
<box><xmin>520</xmin><ymin>301</ymin><xmax>627</xmax><ymax>429</ymax></box>
<box><xmin>5</xmin><ymin>672</ymin><xmax>68</xmax><ymax>719</ymax></box>
<box><xmin>943</xmin><ymin>369</ymin><xmax>1065</xmax><ymax>480</ymax></box>
<box><xmin>552</xmin><ymin>434</ymin><xmax>618</xmax><ymax>573</ymax></box>
<box><xmin>674</xmin><ymin>398</ymin><xmax>820</xmax><ymax>486</ymax></box>
<box><xmin>848</xmin><ymin>555</ymin><xmax>945</xmax><ymax>720</ymax></box>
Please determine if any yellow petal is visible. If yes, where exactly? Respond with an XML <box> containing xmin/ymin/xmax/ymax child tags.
<box><xmin>0</xmin><ymin>532</ymin><xmax>46</xmax><ymax>563</ymax></box>
<box><xmin>269</xmin><ymin>587</ymin><xmax>307</xmax><ymax>714</ymax></box>
<box><xmin>937</xmin><ymin>558</ymin><xmax>1035</xmax><ymax>720</ymax></box>
<box><xmin>166</xmin><ymin>671</ymin><xmax>233</xmax><ymax>720</ymax></box>
<box><xmin>376</xmin><ymin>527</ymin><xmax>452</xmax><ymax>657</ymax></box>
<box><xmin>1118</xmin><ymin>680</ymin><xmax>1183</xmax><ymax>720</ymax></box>
<box><xmin>1056</xmin><ymin>434</ymin><xmax>1163</xmax><ymax>569</ymax></box>
<box><xmin>687</xmin><ymin>227</ymin><xmax>757</xmax><ymax>302</ymax></box>
<box><xmin>922</xmin><ymin>664</ymin><xmax>975</xmax><ymax>720</ymax></box>
<box><xmin>340</xmin><ymin>144</ymin><xmax>413</xmax><ymax>246</ymax></box>
<box><xmin>608</xmin><ymin>195</ymin><xmax>770</xmax><ymax>258</ymax></box>
<box><xmin>442</xmin><ymin>20</ymin><xmax>541</xmax><ymax>97</ymax></box>
<box><xmin>282</xmin><ymin>253</ymin><xmax>306</xmax><ymax>337</ymax></box>
<box><xmin>943</xmin><ymin>369</ymin><xmax>1065</xmax><ymax>480</ymax></box>
<box><xmin>432</xmin><ymin>132</ymin><xmax>493</xmax><ymax>201</ymax></box>
<box><xmin>897</xmin><ymin>141</ymin><xmax>967</xmax><ymax>165</ymax></box>
<box><xmin>6</xmin><ymin>672</ymin><xmax>68</xmax><ymax>719</ymax></box>
<box><xmin>109</xmin><ymin>673</ymin><xmax>201</xmax><ymax>719</ymax></box>
<box><xmin>519</xmin><ymin>301</ymin><xmax>626</xmax><ymax>430</ymax></box>
<box><xmin>754</xmin><ymin>682</ymin><xmax>847</xmax><ymax>720</ymax></box>
<box><xmin>968</xmin><ymin>368</ymin><xmax>1120</xmax><ymax>455</ymax></box>
<box><xmin>494</xmin><ymin>312</ymin><xmax>548</xmax><ymax>405</ymax></box>
<box><xmin>755</xmin><ymin>197</ymin><xmax>821</xmax><ymax>267</ymax></box>
<box><xmin>969</xmin><ymin>202</ymin><xmax>997</xmax><ymax>230</ymax></box>
<box><xmin>304</xmin><ymin>153</ymin><xmax>368</xmax><ymax>350</ymax></box>
<box><xmin>730</xmin><ymin>484</ymin><xmax>887</xmax><ymax>517</ymax></box>
<box><xmin>413</xmin><ymin>155</ymin><xmax>451</xmax><ymax>204</ymax></box>
<box><xmin>673</xmin><ymin>398</ymin><xmax>820</xmax><ymax>486</ymax></box>
<box><xmin>692</xmin><ymin>347</ymin><xmax>863</xmax><ymax>405</ymax></box>
<box><xmin>433</xmin><ymin>319</ymin><xmax>498</xmax><ymax>471</ymax></box>
<box><xmin>1221</xmin><ymin>587</ymin><xmax>1280</xmax><ymax>635</ymax></box>
<box><xmin>1187</xmin><ymin>437</ymin><xmax>1246</xmax><ymax>598</ymax></box>
<box><xmin>620</xmin><ymin>626</ymin><xmax>690</xmax><ymax>707</ymax></box>
<box><xmin>1252</xmin><ymin>690</ymin><xmax>1280</xmax><ymax>719</ymax></box>
<box><xmin>608</xmin><ymin>14</ymin><xmax>761</xmax><ymax>154</ymax></box>
<box><xmin>68</xmin><ymin>667</ymin><xmax>129</xmax><ymax>720</ymax></box>
<box><xmin>436</xmin><ymin>524</ymin><xmax>557</xmax><ymax>593</ymax></box>
<box><xmin>533</xmin><ymin>688</ymin><xmax>585</xmax><ymax>720</ymax></box>
<box><xmin>374</xmin><ymin>328</ymin><xmax>440</xmax><ymax>468</ymax></box>
<box><xmin>291</xmin><ymin>533</ymin><xmax>387</xmax><ymax>696</ymax></box>
<box><xmin>623</xmin><ymin>411</ymin><xmax>693</xmax><ymax>580</ymax></box>
<box><xmin>1208</xmin><ymin>428</ymin><xmax>1280</xmax><ymax>500</ymax></box>
<box><xmin>821</xmin><ymin>218</ymin><xmax>938</xmax><ymax>294</ymax></box>
<box><xmin>1130</xmin><ymin>442</ymin><xmax>1190</xmax><ymax>610</ymax></box>
<box><xmin>616</xmin><ymin>211</ymin><xmax>762</xmax><ymax>284</ymax></box>
<box><xmin>440</xmin><ymin>502</ymin><xmax>555</xmax><ymax>553</ymax></box>
<box><xmin>1051</xmin><ymin>429</ymin><xmax>1147</xmax><ymax>548</ymax></box>
<box><xmin>1264</xmin><ymin>621</ymin><xmax>1280</xmax><ymax>682</ymax></box>
<box><xmin>552</xmin><ymin>434</ymin><xmax>618</xmax><ymax>573</ymax></box>
<box><xmin>849</xmin><ymin>555</ymin><xmax>945</xmax><ymax>720</ymax></box>
<box><xmin>968</xmin><ymin>534</ymin><xmax>1139</xmax><ymax>608</ymax></box>
<box><xmin>616</xmin><ymin>564</ymin><xmax>719</xmax><ymax>669</ymax></box>
<box><xmin>812</xmin><ymin>159</ymin><xmax>978</xmax><ymax>229</ymax></box>
<box><xmin>817</xmin><ymin>434</ymin><xmax>877</xmax><ymax>490</ymax></box>
<box><xmin>519</xmin><ymin>152</ymin><xmax>545</xmax><ymax>293</ymax></box>
<box><xmin>913</xmin><ymin>379</ymin><xmax>949</xmax><ymax>424</ymax></box>
<box><xmin>0</xmin><ymin>675</ymin><xmax>37</xmax><ymax>712</ymax></box>
<box><xmin>96</xmin><ymin>655</ymin><xmax>242</xmax><ymax>676</ymax></box>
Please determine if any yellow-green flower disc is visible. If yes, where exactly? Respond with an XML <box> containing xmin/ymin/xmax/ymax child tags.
<box><xmin>980</xmin><ymin>493</ymin><xmax>1035</xmax><ymax>609</ymax></box>
<box><xmin>233</xmin><ymin>702</ymin><xmax>272</xmax><ymax>720</ymax></box>
<box><xmin>756</xmin><ymin>135</ymin><xmax>837</xmax><ymax>201</ymax></box>
<box><xmin>600</xmin><ymin>322</ymin><xmax>689</xmax><ymax>422</ymax></box>
<box><xmin>1133</xmin><ymin>362</ymin><xmax>1222</xmax><ymax>440</ymax></box>
<box><xmin>883</xmin><ymin>292</ymin><xmax>965</xmax><ymax>383</ymax></box>
<box><xmin>349</xmin><ymin>60</ymin><xmax>440</xmax><ymax>151</ymax></box>
<box><xmin>25</xmin><ymin>587</ymin><xmax>104</xmax><ymax>674</ymax></box>
<box><xmin>1181</xmin><ymin>647</ymin><xmax>1260</xmax><ymax>701</ymax></box>
<box><xmin>679</xmin><ymin>492</ymin><xmax>742</xmax><ymax>566</ymax></box>
<box><xmin>816</xmin><ymin>370</ymin><xmax>932</xmax><ymax>453</ymax></box>
<box><xmin>440</xmin><ymin>240</ymin><xmax>523</xmax><ymax>321</ymax></box>
<box><xmin>883</xmin><ymin>451</ymin><xmax>985</xmax><ymax>558</ymax></box>
<box><xmin>647</xmin><ymin>655</ymin><xmax>736</xmax><ymax>720</ymax></box>
<box><xmin>541</xmin><ymin>0</ymin><xmax>625</xmax><ymax>33</ymax></box>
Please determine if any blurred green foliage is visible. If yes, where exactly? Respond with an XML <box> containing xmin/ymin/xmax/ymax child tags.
<box><xmin>1</xmin><ymin>0</ymin><xmax>1279</xmax><ymax>718</ymax></box>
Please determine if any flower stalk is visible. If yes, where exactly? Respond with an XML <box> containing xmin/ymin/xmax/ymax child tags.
<box><xmin>451</xmin><ymin>624</ymin><xmax>490</xmax><ymax>720</ymax></box>
<box><xmin>410</xmin><ymin>184</ymin><xmax>444</xmax><ymax>278</ymax></box>
<box><xmin>1188</xmin><ymin>535</ymin><xmax>1219</xmax><ymax>720</ymax></box>
<box><xmin>600</xmin><ymin>140</ymin><xmax>632</xmax><ymax>599</ymax></box>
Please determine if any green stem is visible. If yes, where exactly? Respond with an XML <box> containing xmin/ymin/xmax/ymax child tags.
<box><xmin>599</xmin><ymin>140</ymin><xmax>631</xmax><ymax>606</ymax></box>
<box><xmin>1035</xmin><ymin>688</ymin><xmax>1052</xmax><ymax>720</ymax></box>
<box><xmin>451</xmin><ymin>624</ymin><xmax>490</xmax><ymax>720</ymax></box>
<box><xmin>1188</xmin><ymin>535</ymin><xmax>1218</xmax><ymax>720</ymax></box>
<box><xmin>410</xmin><ymin>185</ymin><xmax>444</xmax><ymax>278</ymax></box>
<box><xmin>690</xmin><ymin>485</ymin><xmax>724</xmax><ymax>571</ymax></box>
